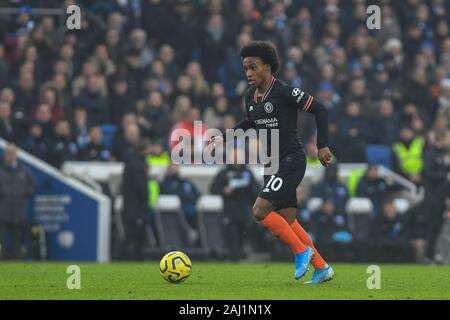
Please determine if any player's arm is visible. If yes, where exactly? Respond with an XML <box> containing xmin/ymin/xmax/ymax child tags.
<box><xmin>208</xmin><ymin>96</ymin><xmax>255</xmax><ymax>149</ymax></box>
<box><xmin>290</xmin><ymin>88</ymin><xmax>332</xmax><ymax>167</ymax></box>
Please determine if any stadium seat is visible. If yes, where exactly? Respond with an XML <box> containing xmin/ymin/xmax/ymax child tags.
<box><xmin>196</xmin><ymin>195</ymin><xmax>227</xmax><ymax>258</ymax></box>
<box><xmin>99</xmin><ymin>124</ymin><xmax>117</xmax><ymax>149</ymax></box>
<box><xmin>365</xmin><ymin>144</ymin><xmax>392</xmax><ymax>169</ymax></box>
<box><xmin>346</xmin><ymin>198</ymin><xmax>374</xmax><ymax>241</ymax></box>
<box><xmin>346</xmin><ymin>198</ymin><xmax>374</xmax><ymax>215</ymax></box>
<box><xmin>156</xmin><ymin>195</ymin><xmax>181</xmax><ymax>212</ymax></box>
<box><xmin>393</xmin><ymin>198</ymin><xmax>410</xmax><ymax>215</ymax></box>
<box><xmin>307</xmin><ymin>197</ymin><xmax>323</xmax><ymax>212</ymax></box>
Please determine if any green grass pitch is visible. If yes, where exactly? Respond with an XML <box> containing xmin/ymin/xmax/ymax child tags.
<box><xmin>1</xmin><ymin>262</ymin><xmax>449</xmax><ymax>300</ymax></box>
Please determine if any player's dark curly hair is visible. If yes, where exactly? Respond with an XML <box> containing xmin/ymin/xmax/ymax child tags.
<box><xmin>240</xmin><ymin>41</ymin><xmax>280</xmax><ymax>74</ymax></box>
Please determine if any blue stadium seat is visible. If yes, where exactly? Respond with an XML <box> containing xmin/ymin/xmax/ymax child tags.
<box><xmin>365</xmin><ymin>144</ymin><xmax>392</xmax><ymax>169</ymax></box>
<box><xmin>99</xmin><ymin>124</ymin><xmax>117</xmax><ymax>149</ymax></box>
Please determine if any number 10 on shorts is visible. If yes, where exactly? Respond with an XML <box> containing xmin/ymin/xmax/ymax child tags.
<box><xmin>263</xmin><ymin>175</ymin><xmax>283</xmax><ymax>192</ymax></box>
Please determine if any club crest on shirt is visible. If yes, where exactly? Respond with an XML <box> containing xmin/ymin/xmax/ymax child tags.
<box><xmin>264</xmin><ymin>102</ymin><xmax>273</xmax><ymax>113</ymax></box>
<box><xmin>249</xmin><ymin>105</ymin><xmax>253</xmax><ymax>111</ymax></box>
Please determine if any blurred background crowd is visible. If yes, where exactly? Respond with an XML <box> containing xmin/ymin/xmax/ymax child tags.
<box><xmin>0</xmin><ymin>0</ymin><xmax>449</xmax><ymax>262</ymax></box>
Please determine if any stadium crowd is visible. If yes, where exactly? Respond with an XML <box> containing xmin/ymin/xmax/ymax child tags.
<box><xmin>0</xmin><ymin>0</ymin><xmax>449</xmax><ymax>262</ymax></box>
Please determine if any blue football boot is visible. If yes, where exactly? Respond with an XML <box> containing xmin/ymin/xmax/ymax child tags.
<box><xmin>304</xmin><ymin>265</ymin><xmax>335</xmax><ymax>284</ymax></box>
<box><xmin>294</xmin><ymin>246</ymin><xmax>314</xmax><ymax>280</ymax></box>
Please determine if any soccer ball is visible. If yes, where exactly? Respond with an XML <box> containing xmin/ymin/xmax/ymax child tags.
<box><xmin>159</xmin><ymin>251</ymin><xmax>192</xmax><ymax>283</ymax></box>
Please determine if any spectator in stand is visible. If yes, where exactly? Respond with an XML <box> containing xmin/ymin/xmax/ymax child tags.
<box><xmin>158</xmin><ymin>44</ymin><xmax>180</xmax><ymax>83</ymax></box>
<box><xmin>369</xmin><ymin>63</ymin><xmax>392</xmax><ymax>101</ymax></box>
<box><xmin>75</xmin><ymin>74</ymin><xmax>109</xmax><ymax>125</ymax></box>
<box><xmin>19</xmin><ymin>121</ymin><xmax>50</xmax><ymax>161</ymax></box>
<box><xmin>71</xmin><ymin>108</ymin><xmax>90</xmax><ymax>150</ymax></box>
<box><xmin>135</xmin><ymin>90</ymin><xmax>171</xmax><ymax>143</ymax></box>
<box><xmin>169</xmin><ymin>107</ymin><xmax>208</xmax><ymax>160</ymax></box>
<box><xmin>185</xmin><ymin>61</ymin><xmax>210</xmax><ymax>106</ymax></box>
<box><xmin>309</xmin><ymin>198</ymin><xmax>352</xmax><ymax>259</ymax></box>
<box><xmin>204</xmin><ymin>96</ymin><xmax>230</xmax><ymax>129</ymax></box>
<box><xmin>38</xmin><ymin>87</ymin><xmax>65</xmax><ymax>123</ymax></box>
<box><xmin>369</xmin><ymin>198</ymin><xmax>408</xmax><ymax>262</ymax></box>
<box><xmin>32</xmin><ymin>103</ymin><xmax>53</xmax><ymax>140</ymax></box>
<box><xmin>114</xmin><ymin>122</ymin><xmax>141</xmax><ymax>163</ymax></box>
<box><xmin>125</xmin><ymin>28</ymin><xmax>154</xmax><ymax>87</ymax></box>
<box><xmin>72</xmin><ymin>61</ymin><xmax>108</xmax><ymax>98</ymax></box>
<box><xmin>108</xmin><ymin>77</ymin><xmax>135</xmax><ymax>126</ymax></box>
<box><xmin>392</xmin><ymin>125</ymin><xmax>425</xmax><ymax>184</ymax></box>
<box><xmin>312</xmin><ymin>163</ymin><xmax>348</xmax><ymax>215</ymax></box>
<box><xmin>0</xmin><ymin>101</ymin><xmax>19</xmax><ymax>143</ymax></box>
<box><xmin>79</xmin><ymin>126</ymin><xmax>111</xmax><ymax>162</ymax></box>
<box><xmin>337</xmin><ymin>101</ymin><xmax>370</xmax><ymax>162</ymax></box>
<box><xmin>356</xmin><ymin>164</ymin><xmax>393</xmax><ymax>216</ymax></box>
<box><xmin>48</xmin><ymin>119</ymin><xmax>79</xmax><ymax>168</ymax></box>
<box><xmin>112</xmin><ymin>113</ymin><xmax>137</xmax><ymax>161</ymax></box>
<box><xmin>371</xmin><ymin>98</ymin><xmax>399</xmax><ymax>146</ymax></box>
<box><xmin>13</xmin><ymin>71</ymin><xmax>37</xmax><ymax>115</ymax></box>
<box><xmin>0</xmin><ymin>44</ymin><xmax>10</xmax><ymax>88</ymax></box>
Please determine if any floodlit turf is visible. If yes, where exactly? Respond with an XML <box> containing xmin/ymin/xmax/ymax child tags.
<box><xmin>0</xmin><ymin>262</ymin><xmax>449</xmax><ymax>300</ymax></box>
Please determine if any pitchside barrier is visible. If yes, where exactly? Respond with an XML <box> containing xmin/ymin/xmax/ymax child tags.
<box><xmin>61</xmin><ymin>160</ymin><xmax>424</xmax><ymax>260</ymax></box>
<box><xmin>0</xmin><ymin>138</ymin><xmax>111</xmax><ymax>262</ymax></box>
<box><xmin>62</xmin><ymin>161</ymin><xmax>424</xmax><ymax>203</ymax></box>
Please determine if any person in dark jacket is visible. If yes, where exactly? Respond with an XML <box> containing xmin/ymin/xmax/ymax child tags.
<box><xmin>311</xmin><ymin>162</ymin><xmax>348</xmax><ymax>214</ymax></box>
<box><xmin>309</xmin><ymin>198</ymin><xmax>350</xmax><ymax>246</ymax></box>
<box><xmin>160</xmin><ymin>163</ymin><xmax>200</xmax><ymax>229</ymax></box>
<box><xmin>336</xmin><ymin>101</ymin><xmax>371</xmax><ymax>162</ymax></box>
<box><xmin>421</xmin><ymin>131</ymin><xmax>449</xmax><ymax>260</ymax></box>
<box><xmin>0</xmin><ymin>101</ymin><xmax>20</xmax><ymax>143</ymax></box>
<box><xmin>75</xmin><ymin>74</ymin><xmax>108</xmax><ymax>125</ymax></box>
<box><xmin>79</xmin><ymin>126</ymin><xmax>111</xmax><ymax>161</ymax></box>
<box><xmin>356</xmin><ymin>164</ymin><xmax>393</xmax><ymax>215</ymax></box>
<box><xmin>19</xmin><ymin>121</ymin><xmax>50</xmax><ymax>162</ymax></box>
<box><xmin>48</xmin><ymin>119</ymin><xmax>79</xmax><ymax>168</ymax></box>
<box><xmin>121</xmin><ymin>139</ymin><xmax>151</xmax><ymax>260</ymax></box>
<box><xmin>210</xmin><ymin>149</ymin><xmax>260</xmax><ymax>261</ymax></box>
<box><xmin>369</xmin><ymin>198</ymin><xmax>408</xmax><ymax>262</ymax></box>
<box><xmin>0</xmin><ymin>143</ymin><xmax>35</xmax><ymax>259</ymax></box>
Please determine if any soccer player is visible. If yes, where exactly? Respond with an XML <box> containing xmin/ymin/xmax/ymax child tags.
<box><xmin>207</xmin><ymin>41</ymin><xmax>335</xmax><ymax>283</ymax></box>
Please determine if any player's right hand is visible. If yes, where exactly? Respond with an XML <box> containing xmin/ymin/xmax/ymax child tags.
<box><xmin>206</xmin><ymin>135</ymin><xmax>224</xmax><ymax>153</ymax></box>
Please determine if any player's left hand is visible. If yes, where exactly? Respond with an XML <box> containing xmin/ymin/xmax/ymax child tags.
<box><xmin>318</xmin><ymin>147</ymin><xmax>333</xmax><ymax>167</ymax></box>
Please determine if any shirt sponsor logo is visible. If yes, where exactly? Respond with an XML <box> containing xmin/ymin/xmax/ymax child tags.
<box><xmin>254</xmin><ymin>117</ymin><xmax>279</xmax><ymax>128</ymax></box>
<box><xmin>292</xmin><ymin>88</ymin><xmax>302</xmax><ymax>96</ymax></box>
<box><xmin>255</xmin><ymin>117</ymin><xmax>278</xmax><ymax>125</ymax></box>
<box><xmin>296</xmin><ymin>91</ymin><xmax>305</xmax><ymax>103</ymax></box>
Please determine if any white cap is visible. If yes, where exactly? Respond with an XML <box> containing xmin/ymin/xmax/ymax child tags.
<box><xmin>440</xmin><ymin>78</ymin><xmax>450</xmax><ymax>89</ymax></box>
<box><xmin>384</xmin><ymin>38</ymin><xmax>402</xmax><ymax>52</ymax></box>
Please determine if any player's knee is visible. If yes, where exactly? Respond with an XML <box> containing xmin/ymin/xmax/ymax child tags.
<box><xmin>252</xmin><ymin>205</ymin><xmax>269</xmax><ymax>221</ymax></box>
